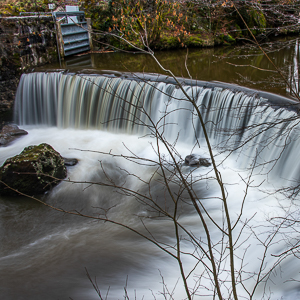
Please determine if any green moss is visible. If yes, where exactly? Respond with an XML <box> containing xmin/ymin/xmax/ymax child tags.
<box><xmin>185</xmin><ymin>36</ymin><xmax>204</xmax><ymax>47</ymax></box>
<box><xmin>4</xmin><ymin>144</ymin><xmax>62</xmax><ymax>173</ymax></box>
<box><xmin>233</xmin><ymin>24</ymin><xmax>243</xmax><ymax>38</ymax></box>
<box><xmin>159</xmin><ymin>34</ymin><xmax>180</xmax><ymax>49</ymax></box>
<box><xmin>251</xmin><ymin>8</ymin><xmax>267</xmax><ymax>29</ymax></box>
<box><xmin>241</xmin><ymin>7</ymin><xmax>267</xmax><ymax>36</ymax></box>
<box><xmin>0</xmin><ymin>143</ymin><xmax>67</xmax><ymax>196</ymax></box>
<box><xmin>224</xmin><ymin>34</ymin><xmax>236</xmax><ymax>44</ymax></box>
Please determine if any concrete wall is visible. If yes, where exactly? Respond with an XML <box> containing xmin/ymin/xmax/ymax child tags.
<box><xmin>0</xmin><ymin>15</ymin><xmax>58</xmax><ymax>70</ymax></box>
<box><xmin>0</xmin><ymin>15</ymin><xmax>58</xmax><ymax>121</ymax></box>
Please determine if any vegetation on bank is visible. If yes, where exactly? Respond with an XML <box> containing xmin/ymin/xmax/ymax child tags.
<box><xmin>80</xmin><ymin>0</ymin><xmax>258</xmax><ymax>49</ymax></box>
<box><xmin>1</xmin><ymin>0</ymin><xmax>300</xmax><ymax>50</ymax></box>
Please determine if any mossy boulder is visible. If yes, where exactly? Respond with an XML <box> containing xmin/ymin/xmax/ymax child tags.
<box><xmin>185</xmin><ymin>35</ymin><xmax>205</xmax><ymax>47</ymax></box>
<box><xmin>249</xmin><ymin>7</ymin><xmax>267</xmax><ymax>30</ymax></box>
<box><xmin>0</xmin><ymin>143</ymin><xmax>67</xmax><ymax>196</ymax></box>
<box><xmin>238</xmin><ymin>6</ymin><xmax>267</xmax><ymax>36</ymax></box>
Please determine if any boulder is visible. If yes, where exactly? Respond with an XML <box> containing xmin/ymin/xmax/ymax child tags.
<box><xmin>185</xmin><ymin>154</ymin><xmax>211</xmax><ymax>167</ymax></box>
<box><xmin>0</xmin><ymin>143</ymin><xmax>67</xmax><ymax>196</ymax></box>
<box><xmin>0</xmin><ymin>124</ymin><xmax>28</xmax><ymax>146</ymax></box>
<box><xmin>63</xmin><ymin>157</ymin><xmax>78</xmax><ymax>166</ymax></box>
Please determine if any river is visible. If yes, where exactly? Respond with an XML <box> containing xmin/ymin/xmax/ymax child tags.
<box><xmin>1</xmin><ymin>38</ymin><xmax>300</xmax><ymax>300</ymax></box>
<box><xmin>38</xmin><ymin>36</ymin><xmax>300</xmax><ymax>99</ymax></box>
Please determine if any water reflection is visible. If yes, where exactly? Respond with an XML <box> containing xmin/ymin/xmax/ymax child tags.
<box><xmin>37</xmin><ymin>37</ymin><xmax>300</xmax><ymax>99</ymax></box>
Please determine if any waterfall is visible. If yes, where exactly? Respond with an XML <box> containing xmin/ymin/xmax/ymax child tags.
<box><xmin>14</xmin><ymin>72</ymin><xmax>300</xmax><ymax>184</ymax></box>
<box><xmin>4</xmin><ymin>71</ymin><xmax>300</xmax><ymax>299</ymax></box>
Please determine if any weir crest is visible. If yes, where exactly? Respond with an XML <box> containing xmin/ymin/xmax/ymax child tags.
<box><xmin>14</xmin><ymin>71</ymin><xmax>300</xmax><ymax>184</ymax></box>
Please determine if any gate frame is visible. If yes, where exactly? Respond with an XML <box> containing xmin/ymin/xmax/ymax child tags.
<box><xmin>53</xmin><ymin>11</ymin><xmax>92</xmax><ymax>59</ymax></box>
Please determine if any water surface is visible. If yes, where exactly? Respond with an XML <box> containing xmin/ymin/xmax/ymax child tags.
<box><xmin>37</xmin><ymin>37</ymin><xmax>300</xmax><ymax>99</ymax></box>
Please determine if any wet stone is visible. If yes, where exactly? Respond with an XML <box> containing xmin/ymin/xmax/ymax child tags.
<box><xmin>63</xmin><ymin>158</ymin><xmax>78</xmax><ymax>166</ymax></box>
<box><xmin>0</xmin><ymin>124</ymin><xmax>28</xmax><ymax>146</ymax></box>
<box><xmin>184</xmin><ymin>154</ymin><xmax>211</xmax><ymax>167</ymax></box>
<box><xmin>0</xmin><ymin>143</ymin><xmax>67</xmax><ymax>197</ymax></box>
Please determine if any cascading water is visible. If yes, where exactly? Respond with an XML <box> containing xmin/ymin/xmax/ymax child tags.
<box><xmin>1</xmin><ymin>72</ymin><xmax>300</xmax><ymax>299</ymax></box>
<box><xmin>14</xmin><ymin>72</ymin><xmax>300</xmax><ymax>182</ymax></box>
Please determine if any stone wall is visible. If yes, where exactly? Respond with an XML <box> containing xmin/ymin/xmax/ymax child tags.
<box><xmin>0</xmin><ymin>15</ymin><xmax>58</xmax><ymax>124</ymax></box>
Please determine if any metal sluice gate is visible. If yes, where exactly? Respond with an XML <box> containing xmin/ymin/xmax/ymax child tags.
<box><xmin>53</xmin><ymin>11</ymin><xmax>91</xmax><ymax>57</ymax></box>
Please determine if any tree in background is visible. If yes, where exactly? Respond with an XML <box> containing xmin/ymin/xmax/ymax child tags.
<box><xmin>79</xmin><ymin>0</ymin><xmax>300</xmax><ymax>50</ymax></box>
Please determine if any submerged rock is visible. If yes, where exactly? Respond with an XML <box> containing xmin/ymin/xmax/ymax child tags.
<box><xmin>0</xmin><ymin>143</ymin><xmax>67</xmax><ymax>196</ymax></box>
<box><xmin>0</xmin><ymin>124</ymin><xmax>28</xmax><ymax>146</ymax></box>
<box><xmin>63</xmin><ymin>157</ymin><xmax>78</xmax><ymax>166</ymax></box>
<box><xmin>185</xmin><ymin>154</ymin><xmax>211</xmax><ymax>167</ymax></box>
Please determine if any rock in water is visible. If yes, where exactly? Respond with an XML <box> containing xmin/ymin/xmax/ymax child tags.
<box><xmin>0</xmin><ymin>143</ymin><xmax>67</xmax><ymax>196</ymax></box>
<box><xmin>63</xmin><ymin>157</ymin><xmax>78</xmax><ymax>166</ymax></box>
<box><xmin>0</xmin><ymin>124</ymin><xmax>28</xmax><ymax>146</ymax></box>
<box><xmin>185</xmin><ymin>154</ymin><xmax>211</xmax><ymax>167</ymax></box>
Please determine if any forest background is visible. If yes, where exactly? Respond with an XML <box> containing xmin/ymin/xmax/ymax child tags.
<box><xmin>1</xmin><ymin>0</ymin><xmax>300</xmax><ymax>51</ymax></box>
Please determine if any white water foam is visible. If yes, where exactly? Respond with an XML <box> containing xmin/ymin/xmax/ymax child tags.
<box><xmin>2</xmin><ymin>72</ymin><xmax>300</xmax><ymax>299</ymax></box>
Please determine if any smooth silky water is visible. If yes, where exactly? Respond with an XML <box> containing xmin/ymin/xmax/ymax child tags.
<box><xmin>2</xmin><ymin>39</ymin><xmax>300</xmax><ymax>299</ymax></box>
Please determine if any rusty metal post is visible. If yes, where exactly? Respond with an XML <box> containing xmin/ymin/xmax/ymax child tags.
<box><xmin>86</xmin><ymin>18</ymin><xmax>93</xmax><ymax>51</ymax></box>
<box><xmin>55</xmin><ymin>21</ymin><xmax>65</xmax><ymax>60</ymax></box>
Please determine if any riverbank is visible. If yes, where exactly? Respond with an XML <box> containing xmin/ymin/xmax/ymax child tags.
<box><xmin>83</xmin><ymin>0</ymin><xmax>300</xmax><ymax>51</ymax></box>
<box><xmin>1</xmin><ymin>0</ymin><xmax>300</xmax><ymax>51</ymax></box>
